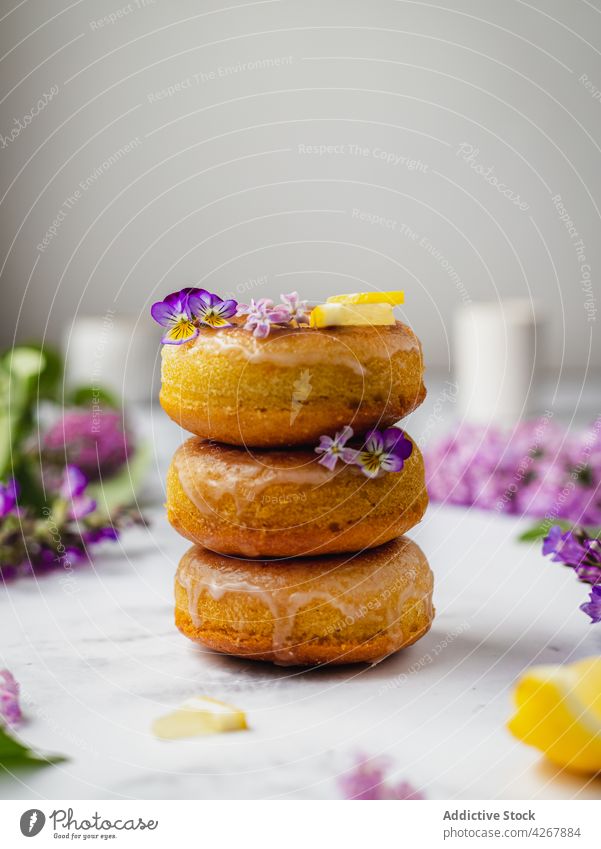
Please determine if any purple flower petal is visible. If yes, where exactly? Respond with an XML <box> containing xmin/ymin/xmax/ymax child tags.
<box><xmin>380</xmin><ymin>452</ymin><xmax>405</xmax><ymax>473</ymax></box>
<box><xmin>0</xmin><ymin>478</ymin><xmax>19</xmax><ymax>518</ymax></box>
<box><xmin>382</xmin><ymin>427</ymin><xmax>413</xmax><ymax>460</ymax></box>
<box><xmin>59</xmin><ymin>465</ymin><xmax>88</xmax><ymax>500</ymax></box>
<box><xmin>0</xmin><ymin>670</ymin><xmax>22</xmax><ymax>728</ymax></box>
<box><xmin>364</xmin><ymin>430</ymin><xmax>385</xmax><ymax>454</ymax></box>
<box><xmin>315</xmin><ymin>426</ymin><xmax>355</xmax><ymax>470</ymax></box>
<box><xmin>339</xmin><ymin>755</ymin><xmax>425</xmax><ymax>801</ymax></box>
<box><xmin>542</xmin><ymin>525</ymin><xmax>564</xmax><ymax>556</ymax></box>
<box><xmin>69</xmin><ymin>494</ymin><xmax>96</xmax><ymax>521</ymax></box>
<box><xmin>580</xmin><ymin>585</ymin><xmax>601</xmax><ymax>623</ymax></box>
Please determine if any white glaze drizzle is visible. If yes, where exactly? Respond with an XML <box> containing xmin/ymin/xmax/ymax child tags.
<box><xmin>198</xmin><ymin>331</ymin><xmax>367</xmax><ymax>376</ymax></box>
<box><xmin>174</xmin><ymin>448</ymin><xmax>335</xmax><ymax>516</ymax></box>
<box><xmin>176</xmin><ymin>553</ymin><xmax>434</xmax><ymax>665</ymax></box>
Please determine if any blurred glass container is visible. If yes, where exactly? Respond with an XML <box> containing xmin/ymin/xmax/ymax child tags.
<box><xmin>63</xmin><ymin>314</ymin><xmax>160</xmax><ymax>404</ymax></box>
<box><xmin>453</xmin><ymin>299</ymin><xmax>545</xmax><ymax>426</ymax></box>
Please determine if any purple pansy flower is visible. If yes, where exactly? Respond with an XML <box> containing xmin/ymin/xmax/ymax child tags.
<box><xmin>580</xmin><ymin>585</ymin><xmax>601</xmax><ymax>623</ymax></box>
<box><xmin>189</xmin><ymin>290</ymin><xmax>238</xmax><ymax>328</ymax></box>
<box><xmin>280</xmin><ymin>291</ymin><xmax>310</xmax><ymax>325</ymax></box>
<box><xmin>236</xmin><ymin>298</ymin><xmax>291</xmax><ymax>338</ymax></box>
<box><xmin>315</xmin><ymin>425</ymin><xmax>354</xmax><ymax>471</ymax></box>
<box><xmin>0</xmin><ymin>670</ymin><xmax>22</xmax><ymax>728</ymax></box>
<box><xmin>59</xmin><ymin>466</ymin><xmax>96</xmax><ymax>520</ymax></box>
<box><xmin>339</xmin><ymin>755</ymin><xmax>425</xmax><ymax>800</ymax></box>
<box><xmin>150</xmin><ymin>289</ymin><xmax>199</xmax><ymax>345</ymax></box>
<box><xmin>0</xmin><ymin>478</ymin><xmax>19</xmax><ymax>518</ymax></box>
<box><xmin>351</xmin><ymin>427</ymin><xmax>413</xmax><ymax>479</ymax></box>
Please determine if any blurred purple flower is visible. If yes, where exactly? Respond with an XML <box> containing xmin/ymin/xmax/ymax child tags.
<box><xmin>150</xmin><ymin>289</ymin><xmax>199</xmax><ymax>344</ymax></box>
<box><xmin>42</xmin><ymin>409</ymin><xmax>131</xmax><ymax>479</ymax></box>
<box><xmin>315</xmin><ymin>425</ymin><xmax>354</xmax><ymax>471</ymax></box>
<box><xmin>339</xmin><ymin>755</ymin><xmax>425</xmax><ymax>800</ymax></box>
<box><xmin>0</xmin><ymin>478</ymin><xmax>19</xmax><ymax>518</ymax></box>
<box><xmin>236</xmin><ymin>298</ymin><xmax>291</xmax><ymax>338</ymax></box>
<box><xmin>425</xmin><ymin>418</ymin><xmax>601</xmax><ymax>524</ymax></box>
<box><xmin>580</xmin><ymin>586</ymin><xmax>601</xmax><ymax>623</ymax></box>
<box><xmin>351</xmin><ymin>427</ymin><xmax>413</xmax><ymax>479</ymax></box>
<box><xmin>0</xmin><ymin>670</ymin><xmax>22</xmax><ymax>728</ymax></box>
<box><xmin>59</xmin><ymin>466</ymin><xmax>96</xmax><ymax>520</ymax></box>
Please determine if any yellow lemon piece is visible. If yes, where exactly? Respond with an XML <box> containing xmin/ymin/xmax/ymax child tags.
<box><xmin>310</xmin><ymin>302</ymin><xmax>396</xmax><ymax>328</ymax></box>
<box><xmin>507</xmin><ymin>657</ymin><xmax>601</xmax><ymax>774</ymax></box>
<box><xmin>152</xmin><ymin>696</ymin><xmax>248</xmax><ymax>740</ymax></box>
<box><xmin>327</xmin><ymin>290</ymin><xmax>404</xmax><ymax>306</ymax></box>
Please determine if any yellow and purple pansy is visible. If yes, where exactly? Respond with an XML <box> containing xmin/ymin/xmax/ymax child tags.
<box><xmin>316</xmin><ymin>425</ymin><xmax>413</xmax><ymax>478</ymax></box>
<box><xmin>150</xmin><ymin>288</ymin><xmax>238</xmax><ymax>344</ymax></box>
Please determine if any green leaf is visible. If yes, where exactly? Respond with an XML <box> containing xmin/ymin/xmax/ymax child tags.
<box><xmin>67</xmin><ymin>385</ymin><xmax>120</xmax><ymax>409</ymax></box>
<box><xmin>6</xmin><ymin>347</ymin><xmax>46</xmax><ymax>380</ymax></box>
<box><xmin>23</xmin><ymin>343</ymin><xmax>63</xmax><ymax>401</ymax></box>
<box><xmin>518</xmin><ymin>519</ymin><xmax>572</xmax><ymax>543</ymax></box>
<box><xmin>87</xmin><ymin>442</ymin><xmax>150</xmax><ymax>519</ymax></box>
<box><xmin>0</xmin><ymin>724</ymin><xmax>66</xmax><ymax>772</ymax></box>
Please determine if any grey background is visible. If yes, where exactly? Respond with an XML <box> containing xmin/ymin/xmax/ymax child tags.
<box><xmin>1</xmin><ymin>0</ymin><xmax>599</xmax><ymax>387</ymax></box>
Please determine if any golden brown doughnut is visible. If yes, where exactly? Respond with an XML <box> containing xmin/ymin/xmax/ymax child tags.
<box><xmin>166</xmin><ymin>435</ymin><xmax>428</xmax><ymax>558</ymax></box>
<box><xmin>175</xmin><ymin>537</ymin><xmax>434</xmax><ymax>666</ymax></box>
<box><xmin>160</xmin><ymin>321</ymin><xmax>425</xmax><ymax>447</ymax></box>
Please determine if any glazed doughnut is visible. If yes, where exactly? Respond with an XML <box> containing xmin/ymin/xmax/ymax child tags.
<box><xmin>166</xmin><ymin>436</ymin><xmax>428</xmax><ymax>558</ymax></box>
<box><xmin>175</xmin><ymin>537</ymin><xmax>434</xmax><ymax>666</ymax></box>
<box><xmin>160</xmin><ymin>321</ymin><xmax>425</xmax><ymax>446</ymax></box>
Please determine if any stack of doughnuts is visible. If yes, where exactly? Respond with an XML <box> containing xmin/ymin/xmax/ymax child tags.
<box><xmin>159</xmin><ymin>295</ymin><xmax>434</xmax><ymax>665</ymax></box>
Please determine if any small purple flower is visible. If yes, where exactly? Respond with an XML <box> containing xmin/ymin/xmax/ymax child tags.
<box><xmin>279</xmin><ymin>291</ymin><xmax>310</xmax><ymax>325</ymax></box>
<box><xmin>339</xmin><ymin>755</ymin><xmax>425</xmax><ymax>800</ymax></box>
<box><xmin>580</xmin><ymin>585</ymin><xmax>601</xmax><ymax>623</ymax></box>
<box><xmin>59</xmin><ymin>466</ymin><xmax>96</xmax><ymax>520</ymax></box>
<box><xmin>189</xmin><ymin>290</ymin><xmax>238</xmax><ymax>328</ymax></box>
<box><xmin>150</xmin><ymin>289</ymin><xmax>199</xmax><ymax>345</ymax></box>
<box><xmin>0</xmin><ymin>478</ymin><xmax>19</xmax><ymax>518</ymax></box>
<box><xmin>542</xmin><ymin>526</ymin><xmax>601</xmax><ymax>584</ymax></box>
<box><xmin>236</xmin><ymin>298</ymin><xmax>291</xmax><ymax>338</ymax></box>
<box><xmin>83</xmin><ymin>526</ymin><xmax>119</xmax><ymax>544</ymax></box>
<box><xmin>315</xmin><ymin>425</ymin><xmax>354</xmax><ymax>471</ymax></box>
<box><xmin>0</xmin><ymin>670</ymin><xmax>22</xmax><ymax>728</ymax></box>
<box><xmin>351</xmin><ymin>427</ymin><xmax>413</xmax><ymax>479</ymax></box>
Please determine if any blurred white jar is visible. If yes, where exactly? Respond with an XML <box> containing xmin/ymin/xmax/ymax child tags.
<box><xmin>63</xmin><ymin>314</ymin><xmax>160</xmax><ymax>404</ymax></box>
<box><xmin>453</xmin><ymin>299</ymin><xmax>544</xmax><ymax>426</ymax></box>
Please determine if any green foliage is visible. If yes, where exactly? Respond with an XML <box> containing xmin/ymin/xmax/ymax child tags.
<box><xmin>518</xmin><ymin>518</ymin><xmax>601</xmax><ymax>542</ymax></box>
<box><xmin>0</xmin><ymin>724</ymin><xmax>66</xmax><ymax>772</ymax></box>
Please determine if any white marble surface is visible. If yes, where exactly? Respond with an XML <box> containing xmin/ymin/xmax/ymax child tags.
<box><xmin>1</xmin><ymin>386</ymin><xmax>601</xmax><ymax>801</ymax></box>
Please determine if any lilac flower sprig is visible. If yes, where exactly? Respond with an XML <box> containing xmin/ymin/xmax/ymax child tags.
<box><xmin>236</xmin><ymin>298</ymin><xmax>290</xmax><ymax>339</ymax></box>
<box><xmin>0</xmin><ymin>466</ymin><xmax>141</xmax><ymax>581</ymax></box>
<box><xmin>542</xmin><ymin>525</ymin><xmax>601</xmax><ymax>622</ymax></box>
<box><xmin>315</xmin><ymin>426</ymin><xmax>354</xmax><ymax>471</ymax></box>
<box><xmin>426</xmin><ymin>418</ymin><xmax>601</xmax><ymax>525</ymax></box>
<box><xmin>151</xmin><ymin>288</ymin><xmax>237</xmax><ymax>344</ymax></box>
<box><xmin>315</xmin><ymin>425</ymin><xmax>413</xmax><ymax>478</ymax></box>
<box><xmin>236</xmin><ymin>292</ymin><xmax>310</xmax><ymax>338</ymax></box>
<box><xmin>339</xmin><ymin>755</ymin><xmax>425</xmax><ymax>800</ymax></box>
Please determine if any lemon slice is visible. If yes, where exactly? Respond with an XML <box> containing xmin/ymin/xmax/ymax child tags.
<box><xmin>152</xmin><ymin>696</ymin><xmax>248</xmax><ymax>740</ymax></box>
<box><xmin>310</xmin><ymin>302</ymin><xmax>396</xmax><ymax>328</ymax></box>
<box><xmin>507</xmin><ymin>657</ymin><xmax>601</xmax><ymax>773</ymax></box>
<box><xmin>327</xmin><ymin>291</ymin><xmax>404</xmax><ymax>306</ymax></box>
